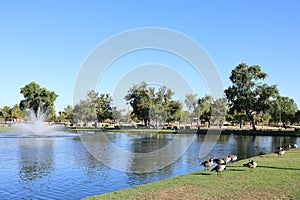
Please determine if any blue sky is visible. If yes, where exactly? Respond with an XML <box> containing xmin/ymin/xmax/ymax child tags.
<box><xmin>0</xmin><ymin>1</ymin><xmax>299</xmax><ymax>111</ymax></box>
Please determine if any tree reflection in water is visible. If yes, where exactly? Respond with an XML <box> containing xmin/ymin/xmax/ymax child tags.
<box><xmin>18</xmin><ymin>138</ymin><xmax>54</xmax><ymax>182</ymax></box>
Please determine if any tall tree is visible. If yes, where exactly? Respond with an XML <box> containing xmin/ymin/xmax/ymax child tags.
<box><xmin>111</xmin><ymin>107</ymin><xmax>125</xmax><ymax>124</ymax></box>
<box><xmin>149</xmin><ymin>103</ymin><xmax>166</xmax><ymax>128</ymax></box>
<box><xmin>95</xmin><ymin>93</ymin><xmax>113</xmax><ymax>123</ymax></box>
<box><xmin>85</xmin><ymin>90</ymin><xmax>98</xmax><ymax>123</ymax></box>
<box><xmin>11</xmin><ymin>104</ymin><xmax>25</xmax><ymax>121</ymax></box>
<box><xmin>73</xmin><ymin>91</ymin><xmax>97</xmax><ymax>125</ymax></box>
<box><xmin>125</xmin><ymin>82</ymin><xmax>180</xmax><ymax>126</ymax></box>
<box><xmin>269</xmin><ymin>96</ymin><xmax>298</xmax><ymax>125</ymax></box>
<box><xmin>73</xmin><ymin>91</ymin><xmax>113</xmax><ymax>126</ymax></box>
<box><xmin>64</xmin><ymin>105</ymin><xmax>74</xmax><ymax>124</ymax></box>
<box><xmin>226</xmin><ymin>110</ymin><xmax>248</xmax><ymax>128</ymax></box>
<box><xmin>58</xmin><ymin>105</ymin><xmax>74</xmax><ymax>124</ymax></box>
<box><xmin>19</xmin><ymin>81</ymin><xmax>58</xmax><ymax>117</ymax></box>
<box><xmin>1</xmin><ymin>106</ymin><xmax>12</xmax><ymax>123</ymax></box>
<box><xmin>150</xmin><ymin>86</ymin><xmax>175</xmax><ymax>127</ymax></box>
<box><xmin>293</xmin><ymin>110</ymin><xmax>300</xmax><ymax>124</ymax></box>
<box><xmin>211</xmin><ymin>97</ymin><xmax>227</xmax><ymax>127</ymax></box>
<box><xmin>225</xmin><ymin>63</ymin><xmax>278</xmax><ymax>130</ymax></box>
<box><xmin>165</xmin><ymin>100</ymin><xmax>182</xmax><ymax>125</ymax></box>
<box><xmin>185</xmin><ymin>94</ymin><xmax>199</xmax><ymax>126</ymax></box>
<box><xmin>125</xmin><ymin>82</ymin><xmax>152</xmax><ymax>126</ymax></box>
<box><xmin>199</xmin><ymin>95</ymin><xmax>214</xmax><ymax>127</ymax></box>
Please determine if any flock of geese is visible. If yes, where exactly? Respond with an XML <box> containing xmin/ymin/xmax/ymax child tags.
<box><xmin>201</xmin><ymin>143</ymin><xmax>298</xmax><ymax>175</ymax></box>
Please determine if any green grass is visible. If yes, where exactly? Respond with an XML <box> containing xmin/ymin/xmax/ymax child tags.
<box><xmin>83</xmin><ymin>148</ymin><xmax>300</xmax><ymax>200</ymax></box>
<box><xmin>68</xmin><ymin>127</ymin><xmax>300</xmax><ymax>136</ymax></box>
<box><xmin>0</xmin><ymin>126</ymin><xmax>14</xmax><ymax>132</ymax></box>
<box><xmin>68</xmin><ymin>127</ymin><xmax>178</xmax><ymax>134</ymax></box>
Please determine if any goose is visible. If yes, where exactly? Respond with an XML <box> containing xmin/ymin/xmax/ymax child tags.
<box><xmin>230</xmin><ymin>155</ymin><xmax>238</xmax><ymax>162</ymax></box>
<box><xmin>283</xmin><ymin>144</ymin><xmax>291</xmax><ymax>150</ymax></box>
<box><xmin>211</xmin><ymin>163</ymin><xmax>226</xmax><ymax>175</ymax></box>
<box><xmin>243</xmin><ymin>160</ymin><xmax>257</xmax><ymax>171</ymax></box>
<box><xmin>223</xmin><ymin>156</ymin><xmax>231</xmax><ymax>164</ymax></box>
<box><xmin>201</xmin><ymin>159</ymin><xmax>214</xmax><ymax>170</ymax></box>
<box><xmin>275</xmin><ymin>146</ymin><xmax>284</xmax><ymax>151</ymax></box>
<box><xmin>213</xmin><ymin>158</ymin><xmax>225</xmax><ymax>165</ymax></box>
<box><xmin>275</xmin><ymin>149</ymin><xmax>285</xmax><ymax>157</ymax></box>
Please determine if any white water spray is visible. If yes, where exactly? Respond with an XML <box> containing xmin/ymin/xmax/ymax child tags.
<box><xmin>15</xmin><ymin>109</ymin><xmax>64</xmax><ymax>135</ymax></box>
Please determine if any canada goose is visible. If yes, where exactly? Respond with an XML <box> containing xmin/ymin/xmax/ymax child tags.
<box><xmin>293</xmin><ymin>144</ymin><xmax>298</xmax><ymax>148</ymax></box>
<box><xmin>275</xmin><ymin>149</ymin><xmax>285</xmax><ymax>157</ymax></box>
<box><xmin>223</xmin><ymin>156</ymin><xmax>231</xmax><ymax>164</ymax></box>
<box><xmin>243</xmin><ymin>160</ymin><xmax>257</xmax><ymax>171</ymax></box>
<box><xmin>211</xmin><ymin>163</ymin><xmax>226</xmax><ymax>175</ymax></box>
<box><xmin>283</xmin><ymin>144</ymin><xmax>291</xmax><ymax>150</ymax></box>
<box><xmin>275</xmin><ymin>146</ymin><xmax>283</xmax><ymax>151</ymax></box>
<box><xmin>213</xmin><ymin>158</ymin><xmax>225</xmax><ymax>165</ymax></box>
<box><xmin>230</xmin><ymin>155</ymin><xmax>237</xmax><ymax>162</ymax></box>
<box><xmin>201</xmin><ymin>159</ymin><xmax>214</xmax><ymax>170</ymax></box>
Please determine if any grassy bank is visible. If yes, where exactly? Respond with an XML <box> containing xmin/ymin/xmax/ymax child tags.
<box><xmin>197</xmin><ymin>129</ymin><xmax>300</xmax><ymax>137</ymax></box>
<box><xmin>83</xmin><ymin>148</ymin><xmax>300</xmax><ymax>200</ymax></box>
<box><xmin>68</xmin><ymin>127</ymin><xmax>178</xmax><ymax>134</ymax></box>
<box><xmin>0</xmin><ymin>126</ymin><xmax>14</xmax><ymax>132</ymax></box>
<box><xmin>68</xmin><ymin>127</ymin><xmax>300</xmax><ymax>136</ymax></box>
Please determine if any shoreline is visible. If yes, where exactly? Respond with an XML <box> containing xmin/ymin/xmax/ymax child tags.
<box><xmin>67</xmin><ymin>127</ymin><xmax>300</xmax><ymax>137</ymax></box>
<box><xmin>2</xmin><ymin>125</ymin><xmax>299</xmax><ymax>137</ymax></box>
<box><xmin>83</xmin><ymin>148</ymin><xmax>300</xmax><ymax>200</ymax></box>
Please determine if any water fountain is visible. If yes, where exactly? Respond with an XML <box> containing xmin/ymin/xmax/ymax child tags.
<box><xmin>14</xmin><ymin>109</ymin><xmax>66</xmax><ymax>137</ymax></box>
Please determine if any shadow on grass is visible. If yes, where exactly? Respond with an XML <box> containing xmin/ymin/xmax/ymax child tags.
<box><xmin>258</xmin><ymin>165</ymin><xmax>300</xmax><ymax>171</ymax></box>
<box><xmin>226</xmin><ymin>168</ymin><xmax>246</xmax><ymax>172</ymax></box>
<box><xmin>192</xmin><ymin>172</ymin><xmax>212</xmax><ymax>176</ymax></box>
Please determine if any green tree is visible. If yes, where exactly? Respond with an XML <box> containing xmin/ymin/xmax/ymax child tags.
<box><xmin>269</xmin><ymin>96</ymin><xmax>298</xmax><ymax>125</ymax></box>
<box><xmin>95</xmin><ymin>93</ymin><xmax>113</xmax><ymax>123</ymax></box>
<box><xmin>293</xmin><ymin>110</ymin><xmax>300</xmax><ymax>124</ymax></box>
<box><xmin>211</xmin><ymin>97</ymin><xmax>227</xmax><ymax>126</ymax></box>
<box><xmin>125</xmin><ymin>82</ymin><xmax>180</xmax><ymax>126</ymax></box>
<box><xmin>125</xmin><ymin>82</ymin><xmax>152</xmax><ymax>126</ymax></box>
<box><xmin>73</xmin><ymin>91</ymin><xmax>114</xmax><ymax>126</ymax></box>
<box><xmin>111</xmin><ymin>107</ymin><xmax>126</xmax><ymax>124</ymax></box>
<box><xmin>225</xmin><ymin>63</ymin><xmax>278</xmax><ymax>130</ymax></box>
<box><xmin>226</xmin><ymin>110</ymin><xmax>248</xmax><ymax>128</ymax></box>
<box><xmin>1</xmin><ymin>106</ymin><xmax>12</xmax><ymax>123</ymax></box>
<box><xmin>150</xmin><ymin>86</ymin><xmax>175</xmax><ymax>128</ymax></box>
<box><xmin>64</xmin><ymin>105</ymin><xmax>74</xmax><ymax>124</ymax></box>
<box><xmin>256</xmin><ymin>112</ymin><xmax>271</xmax><ymax>128</ymax></box>
<box><xmin>180</xmin><ymin>111</ymin><xmax>191</xmax><ymax>125</ymax></box>
<box><xmin>58</xmin><ymin>105</ymin><xmax>74</xmax><ymax>125</ymax></box>
<box><xmin>165</xmin><ymin>100</ymin><xmax>182</xmax><ymax>125</ymax></box>
<box><xmin>19</xmin><ymin>81</ymin><xmax>58</xmax><ymax>117</ymax></box>
<box><xmin>73</xmin><ymin>90</ymin><xmax>98</xmax><ymax>125</ymax></box>
<box><xmin>11</xmin><ymin>104</ymin><xmax>25</xmax><ymax>121</ymax></box>
<box><xmin>149</xmin><ymin>103</ymin><xmax>166</xmax><ymax>128</ymax></box>
<box><xmin>184</xmin><ymin>94</ymin><xmax>199</xmax><ymax>126</ymax></box>
<box><xmin>85</xmin><ymin>90</ymin><xmax>98</xmax><ymax>123</ymax></box>
<box><xmin>156</xmin><ymin>86</ymin><xmax>174</xmax><ymax>104</ymax></box>
<box><xmin>199</xmin><ymin>95</ymin><xmax>214</xmax><ymax>127</ymax></box>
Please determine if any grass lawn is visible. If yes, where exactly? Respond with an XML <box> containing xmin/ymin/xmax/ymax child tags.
<box><xmin>0</xmin><ymin>126</ymin><xmax>14</xmax><ymax>132</ymax></box>
<box><xmin>83</xmin><ymin>148</ymin><xmax>300</xmax><ymax>200</ymax></box>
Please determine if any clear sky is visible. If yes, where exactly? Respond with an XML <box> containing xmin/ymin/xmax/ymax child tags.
<box><xmin>0</xmin><ymin>1</ymin><xmax>299</xmax><ymax>111</ymax></box>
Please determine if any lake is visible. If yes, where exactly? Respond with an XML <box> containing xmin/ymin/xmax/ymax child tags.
<box><xmin>0</xmin><ymin>131</ymin><xmax>298</xmax><ymax>199</ymax></box>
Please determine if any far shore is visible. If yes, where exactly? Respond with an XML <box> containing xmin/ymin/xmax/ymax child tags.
<box><xmin>67</xmin><ymin>126</ymin><xmax>300</xmax><ymax>137</ymax></box>
<box><xmin>1</xmin><ymin>124</ymin><xmax>300</xmax><ymax>137</ymax></box>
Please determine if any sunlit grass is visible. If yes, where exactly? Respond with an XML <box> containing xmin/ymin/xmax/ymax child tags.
<box><xmin>83</xmin><ymin>148</ymin><xmax>300</xmax><ymax>200</ymax></box>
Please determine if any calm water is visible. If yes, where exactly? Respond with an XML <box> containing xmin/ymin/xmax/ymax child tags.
<box><xmin>0</xmin><ymin>131</ymin><xmax>299</xmax><ymax>200</ymax></box>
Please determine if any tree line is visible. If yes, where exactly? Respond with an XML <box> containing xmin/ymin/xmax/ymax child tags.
<box><xmin>1</xmin><ymin>63</ymin><xmax>299</xmax><ymax>130</ymax></box>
